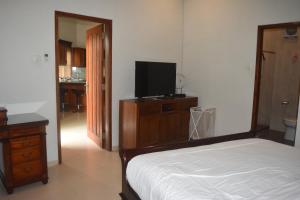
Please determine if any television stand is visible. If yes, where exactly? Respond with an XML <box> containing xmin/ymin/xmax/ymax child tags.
<box><xmin>156</xmin><ymin>94</ymin><xmax>187</xmax><ymax>99</ymax></box>
<box><xmin>155</xmin><ymin>96</ymin><xmax>174</xmax><ymax>100</ymax></box>
<box><xmin>119</xmin><ymin>96</ymin><xmax>198</xmax><ymax>149</ymax></box>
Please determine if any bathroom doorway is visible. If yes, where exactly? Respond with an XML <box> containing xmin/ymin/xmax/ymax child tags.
<box><xmin>252</xmin><ymin>22</ymin><xmax>300</xmax><ymax>146</ymax></box>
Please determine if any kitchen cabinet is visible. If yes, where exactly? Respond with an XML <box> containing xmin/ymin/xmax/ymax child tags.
<box><xmin>58</xmin><ymin>40</ymin><xmax>72</xmax><ymax>66</ymax></box>
<box><xmin>72</xmin><ymin>48</ymin><xmax>86</xmax><ymax>67</ymax></box>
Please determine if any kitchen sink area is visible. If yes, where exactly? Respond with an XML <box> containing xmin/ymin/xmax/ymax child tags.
<box><xmin>59</xmin><ymin>77</ymin><xmax>86</xmax><ymax>83</ymax></box>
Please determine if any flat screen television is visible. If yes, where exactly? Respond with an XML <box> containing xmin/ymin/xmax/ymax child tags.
<box><xmin>135</xmin><ymin>61</ymin><xmax>176</xmax><ymax>98</ymax></box>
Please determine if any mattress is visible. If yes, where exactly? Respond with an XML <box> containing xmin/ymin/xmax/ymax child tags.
<box><xmin>126</xmin><ymin>138</ymin><xmax>300</xmax><ymax>200</ymax></box>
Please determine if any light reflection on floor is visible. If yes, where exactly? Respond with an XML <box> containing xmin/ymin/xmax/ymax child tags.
<box><xmin>60</xmin><ymin>111</ymin><xmax>93</xmax><ymax>149</ymax></box>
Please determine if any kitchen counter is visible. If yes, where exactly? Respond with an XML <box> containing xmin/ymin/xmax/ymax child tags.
<box><xmin>60</xmin><ymin>81</ymin><xmax>86</xmax><ymax>112</ymax></box>
<box><xmin>60</xmin><ymin>82</ymin><xmax>86</xmax><ymax>91</ymax></box>
<box><xmin>59</xmin><ymin>80</ymin><xmax>86</xmax><ymax>84</ymax></box>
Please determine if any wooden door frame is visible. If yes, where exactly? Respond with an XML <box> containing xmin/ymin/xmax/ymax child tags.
<box><xmin>251</xmin><ymin>21</ymin><xmax>300</xmax><ymax>130</ymax></box>
<box><xmin>55</xmin><ymin>11</ymin><xmax>112</xmax><ymax>164</ymax></box>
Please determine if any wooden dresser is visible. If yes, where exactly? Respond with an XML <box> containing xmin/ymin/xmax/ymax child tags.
<box><xmin>119</xmin><ymin>97</ymin><xmax>198</xmax><ymax>149</ymax></box>
<box><xmin>0</xmin><ymin>113</ymin><xmax>49</xmax><ymax>194</ymax></box>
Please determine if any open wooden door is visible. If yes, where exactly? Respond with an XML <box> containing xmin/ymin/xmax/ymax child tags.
<box><xmin>86</xmin><ymin>25</ymin><xmax>105</xmax><ymax>147</ymax></box>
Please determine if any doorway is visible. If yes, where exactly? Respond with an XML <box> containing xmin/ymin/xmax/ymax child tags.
<box><xmin>252</xmin><ymin>22</ymin><xmax>300</xmax><ymax>146</ymax></box>
<box><xmin>55</xmin><ymin>11</ymin><xmax>112</xmax><ymax>164</ymax></box>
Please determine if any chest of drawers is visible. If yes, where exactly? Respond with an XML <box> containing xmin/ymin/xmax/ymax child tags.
<box><xmin>0</xmin><ymin>113</ymin><xmax>49</xmax><ymax>194</ymax></box>
<box><xmin>120</xmin><ymin>97</ymin><xmax>198</xmax><ymax>149</ymax></box>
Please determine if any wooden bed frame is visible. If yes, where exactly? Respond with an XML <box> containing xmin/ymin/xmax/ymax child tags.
<box><xmin>119</xmin><ymin>130</ymin><xmax>260</xmax><ymax>200</ymax></box>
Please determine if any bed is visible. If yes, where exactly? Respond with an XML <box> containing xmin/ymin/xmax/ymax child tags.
<box><xmin>119</xmin><ymin>131</ymin><xmax>300</xmax><ymax>200</ymax></box>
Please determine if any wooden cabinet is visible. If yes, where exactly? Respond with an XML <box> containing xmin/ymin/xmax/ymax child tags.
<box><xmin>0</xmin><ymin>113</ymin><xmax>49</xmax><ymax>194</ymax></box>
<box><xmin>72</xmin><ymin>47</ymin><xmax>86</xmax><ymax>67</ymax></box>
<box><xmin>58</xmin><ymin>40</ymin><xmax>86</xmax><ymax>67</ymax></box>
<box><xmin>58</xmin><ymin>40</ymin><xmax>72</xmax><ymax>66</ymax></box>
<box><xmin>160</xmin><ymin>112</ymin><xmax>181</xmax><ymax>143</ymax></box>
<box><xmin>139</xmin><ymin>114</ymin><xmax>160</xmax><ymax>147</ymax></box>
<box><xmin>119</xmin><ymin>97</ymin><xmax>198</xmax><ymax>149</ymax></box>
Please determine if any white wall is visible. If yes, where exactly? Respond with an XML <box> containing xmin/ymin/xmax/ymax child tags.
<box><xmin>75</xmin><ymin>23</ymin><xmax>96</xmax><ymax>48</ymax></box>
<box><xmin>59</xmin><ymin>18</ymin><xmax>98</xmax><ymax>48</ymax></box>
<box><xmin>297</xmin><ymin>117</ymin><xmax>300</xmax><ymax>148</ymax></box>
<box><xmin>59</xmin><ymin>19</ymin><xmax>77</xmax><ymax>44</ymax></box>
<box><xmin>183</xmin><ymin>0</ymin><xmax>300</xmax><ymax>144</ymax></box>
<box><xmin>0</xmin><ymin>0</ymin><xmax>183</xmax><ymax>163</ymax></box>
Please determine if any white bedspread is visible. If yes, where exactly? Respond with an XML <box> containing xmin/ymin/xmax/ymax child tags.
<box><xmin>126</xmin><ymin>139</ymin><xmax>300</xmax><ymax>200</ymax></box>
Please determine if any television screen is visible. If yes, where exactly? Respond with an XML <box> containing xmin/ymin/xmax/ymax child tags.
<box><xmin>135</xmin><ymin>61</ymin><xmax>176</xmax><ymax>98</ymax></box>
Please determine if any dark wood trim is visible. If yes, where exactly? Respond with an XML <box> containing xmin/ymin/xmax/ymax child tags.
<box><xmin>54</xmin><ymin>11</ymin><xmax>113</xmax><ymax>164</ymax></box>
<box><xmin>251</xmin><ymin>21</ymin><xmax>300</xmax><ymax>130</ymax></box>
<box><xmin>257</xmin><ymin>22</ymin><xmax>300</xmax><ymax>29</ymax></box>
<box><xmin>119</xmin><ymin>130</ymin><xmax>259</xmax><ymax>200</ymax></box>
<box><xmin>251</xmin><ymin>26</ymin><xmax>264</xmax><ymax>130</ymax></box>
<box><xmin>103</xmin><ymin>19</ymin><xmax>113</xmax><ymax>151</ymax></box>
<box><xmin>55</xmin><ymin>11</ymin><xmax>112</xmax><ymax>24</ymax></box>
<box><xmin>54</xmin><ymin>12</ymin><xmax>62</xmax><ymax>164</ymax></box>
<box><xmin>58</xmin><ymin>39</ymin><xmax>72</xmax><ymax>46</ymax></box>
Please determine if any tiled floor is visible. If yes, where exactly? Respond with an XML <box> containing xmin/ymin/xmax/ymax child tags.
<box><xmin>0</xmin><ymin>112</ymin><xmax>121</xmax><ymax>200</ymax></box>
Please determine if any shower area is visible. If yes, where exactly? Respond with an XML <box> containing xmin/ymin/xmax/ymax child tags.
<box><xmin>257</xmin><ymin>26</ymin><xmax>300</xmax><ymax>146</ymax></box>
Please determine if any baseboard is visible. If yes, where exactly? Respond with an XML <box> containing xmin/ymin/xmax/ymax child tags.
<box><xmin>47</xmin><ymin>160</ymin><xmax>59</xmax><ymax>167</ymax></box>
<box><xmin>112</xmin><ymin>146</ymin><xmax>119</xmax><ymax>152</ymax></box>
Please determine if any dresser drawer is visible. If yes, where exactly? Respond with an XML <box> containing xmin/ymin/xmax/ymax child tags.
<box><xmin>0</xmin><ymin>129</ymin><xmax>8</xmax><ymax>140</ymax></box>
<box><xmin>9</xmin><ymin>126</ymin><xmax>43</xmax><ymax>137</ymax></box>
<box><xmin>12</xmin><ymin>160</ymin><xmax>42</xmax><ymax>183</ymax></box>
<box><xmin>10</xmin><ymin>135</ymin><xmax>41</xmax><ymax>150</ymax></box>
<box><xmin>140</xmin><ymin>103</ymin><xmax>161</xmax><ymax>115</ymax></box>
<box><xmin>11</xmin><ymin>147</ymin><xmax>41</xmax><ymax>164</ymax></box>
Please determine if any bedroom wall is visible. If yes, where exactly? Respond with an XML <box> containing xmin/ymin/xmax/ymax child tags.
<box><xmin>296</xmin><ymin>119</ymin><xmax>300</xmax><ymax>148</ymax></box>
<box><xmin>182</xmin><ymin>0</ymin><xmax>300</xmax><ymax>143</ymax></box>
<box><xmin>0</xmin><ymin>0</ymin><xmax>183</xmax><ymax>163</ymax></box>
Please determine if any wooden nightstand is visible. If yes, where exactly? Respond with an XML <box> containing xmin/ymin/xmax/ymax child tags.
<box><xmin>0</xmin><ymin>113</ymin><xmax>49</xmax><ymax>194</ymax></box>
